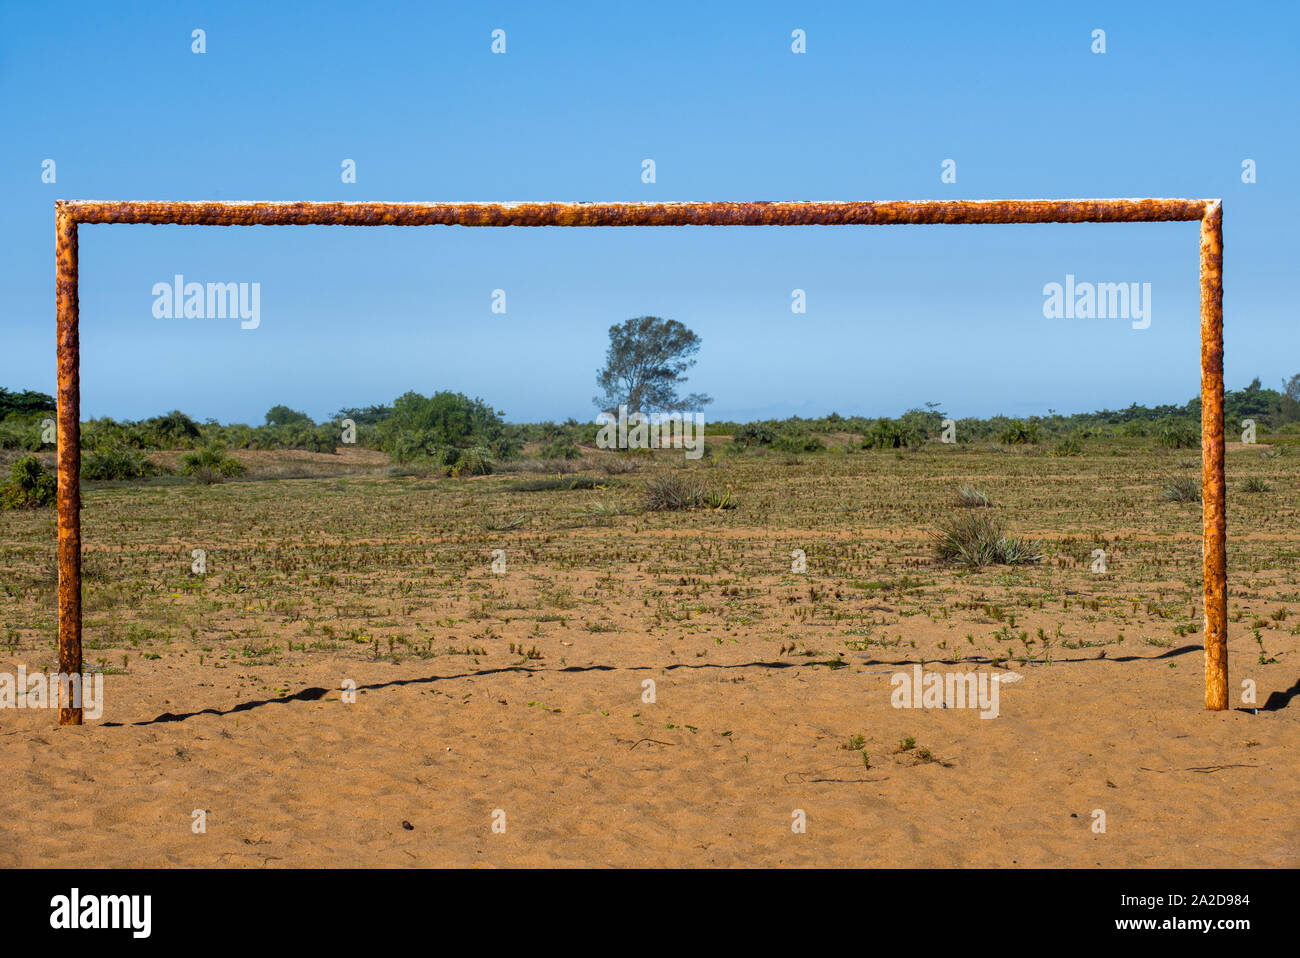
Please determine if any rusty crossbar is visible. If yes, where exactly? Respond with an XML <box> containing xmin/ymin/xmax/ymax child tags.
<box><xmin>52</xmin><ymin>198</ymin><xmax>1227</xmax><ymax>724</ymax></box>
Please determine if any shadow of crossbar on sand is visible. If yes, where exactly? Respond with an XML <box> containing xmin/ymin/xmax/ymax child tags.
<box><xmin>94</xmin><ymin>643</ymin><xmax>1293</xmax><ymax>729</ymax></box>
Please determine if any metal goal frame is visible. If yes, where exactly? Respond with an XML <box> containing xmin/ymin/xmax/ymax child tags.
<box><xmin>52</xmin><ymin>198</ymin><xmax>1227</xmax><ymax>724</ymax></box>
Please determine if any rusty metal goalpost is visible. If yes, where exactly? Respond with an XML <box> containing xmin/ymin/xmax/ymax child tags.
<box><xmin>52</xmin><ymin>198</ymin><xmax>1227</xmax><ymax>725</ymax></box>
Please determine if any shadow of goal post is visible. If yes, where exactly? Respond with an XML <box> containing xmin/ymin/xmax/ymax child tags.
<box><xmin>52</xmin><ymin>198</ymin><xmax>1228</xmax><ymax>724</ymax></box>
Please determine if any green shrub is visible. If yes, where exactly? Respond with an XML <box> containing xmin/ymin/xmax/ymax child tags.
<box><xmin>0</xmin><ymin>388</ymin><xmax>56</xmax><ymax>419</ymax></box>
<box><xmin>731</xmin><ymin>423</ymin><xmax>778</xmax><ymax>450</ymax></box>
<box><xmin>863</xmin><ymin>418</ymin><xmax>924</xmax><ymax>449</ymax></box>
<box><xmin>386</xmin><ymin>430</ymin><xmax>440</xmax><ymax>465</ymax></box>
<box><xmin>279</xmin><ymin>423</ymin><xmax>337</xmax><ymax>453</ymax></box>
<box><xmin>264</xmin><ymin>405</ymin><xmax>313</xmax><ymax>427</ymax></box>
<box><xmin>379</xmin><ymin>390</ymin><xmax>505</xmax><ymax>450</ymax></box>
<box><xmin>0</xmin><ymin>420</ymin><xmax>23</xmax><ymax>450</ymax></box>
<box><xmin>180</xmin><ymin>445</ymin><xmax>245</xmax><ymax>483</ymax></box>
<box><xmin>1052</xmin><ymin>436</ymin><xmax>1083</xmax><ymax>457</ymax></box>
<box><xmin>1155</xmin><ymin>418</ymin><xmax>1198</xmax><ymax>449</ymax></box>
<box><xmin>82</xmin><ymin>417</ymin><xmax>143</xmax><ymax>451</ymax></box>
<box><xmin>198</xmin><ymin>420</ymin><xmax>343</xmax><ymax>453</ymax></box>
<box><xmin>0</xmin><ymin>413</ymin><xmax>52</xmax><ymax>451</ymax></box>
<box><xmin>148</xmin><ymin>410</ymin><xmax>202</xmax><ymax>444</ymax></box>
<box><xmin>773</xmin><ymin>432</ymin><xmax>825</xmax><ymax>453</ymax></box>
<box><xmin>1</xmin><ymin>456</ymin><xmax>56</xmax><ymax>509</ymax></box>
<box><xmin>450</xmin><ymin>446</ymin><xmax>494</xmax><ymax>477</ymax></box>
<box><xmin>1239</xmin><ymin>477</ymin><xmax>1271</xmax><ymax>494</ymax></box>
<box><xmin>540</xmin><ymin>438</ymin><xmax>582</xmax><ymax>461</ymax></box>
<box><xmin>83</xmin><ymin>445</ymin><xmax>163</xmax><ymax>481</ymax></box>
<box><xmin>997</xmin><ymin>420</ymin><xmax>1041</xmax><ymax>445</ymax></box>
<box><xmin>490</xmin><ymin>434</ymin><xmax>523</xmax><ymax>461</ymax></box>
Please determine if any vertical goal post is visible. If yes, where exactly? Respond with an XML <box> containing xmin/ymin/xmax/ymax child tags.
<box><xmin>52</xmin><ymin>197</ymin><xmax>1228</xmax><ymax>725</ymax></box>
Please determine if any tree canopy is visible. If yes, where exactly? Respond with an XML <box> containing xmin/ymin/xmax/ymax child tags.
<box><xmin>0</xmin><ymin>387</ymin><xmax>55</xmax><ymax>418</ymax></box>
<box><xmin>381</xmin><ymin>390</ymin><xmax>505</xmax><ymax>448</ymax></box>
<box><xmin>593</xmin><ymin>316</ymin><xmax>713</xmax><ymax>415</ymax></box>
<box><xmin>265</xmin><ymin>405</ymin><xmax>313</xmax><ymax>427</ymax></box>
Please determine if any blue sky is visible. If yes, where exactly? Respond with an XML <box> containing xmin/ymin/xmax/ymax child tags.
<box><xmin>2</xmin><ymin>1</ymin><xmax>1296</xmax><ymax>424</ymax></box>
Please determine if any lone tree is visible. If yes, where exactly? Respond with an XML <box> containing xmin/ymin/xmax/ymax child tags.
<box><xmin>593</xmin><ymin>316</ymin><xmax>713</xmax><ymax>415</ymax></box>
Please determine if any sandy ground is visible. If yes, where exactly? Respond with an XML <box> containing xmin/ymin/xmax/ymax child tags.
<box><xmin>1</xmin><ymin>443</ymin><xmax>1296</xmax><ymax>867</ymax></box>
<box><xmin>1</xmin><ymin>631</ymin><xmax>1294</xmax><ymax>867</ymax></box>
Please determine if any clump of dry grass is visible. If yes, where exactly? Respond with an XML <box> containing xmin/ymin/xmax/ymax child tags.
<box><xmin>1161</xmin><ymin>477</ymin><xmax>1201</xmax><ymax>503</ymax></box>
<box><xmin>955</xmin><ymin>485</ymin><xmax>992</xmax><ymax>508</ymax></box>
<box><xmin>577</xmin><ymin>500</ymin><xmax>630</xmax><ymax>521</ymax></box>
<box><xmin>644</xmin><ymin>472</ymin><xmax>707</xmax><ymax>510</ymax></box>
<box><xmin>930</xmin><ymin>512</ymin><xmax>1042</xmax><ymax>567</ymax></box>
<box><xmin>643</xmin><ymin>472</ymin><xmax>734</xmax><ymax>511</ymax></box>
<box><xmin>598</xmin><ymin>455</ymin><xmax>641</xmax><ymax>475</ymax></box>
